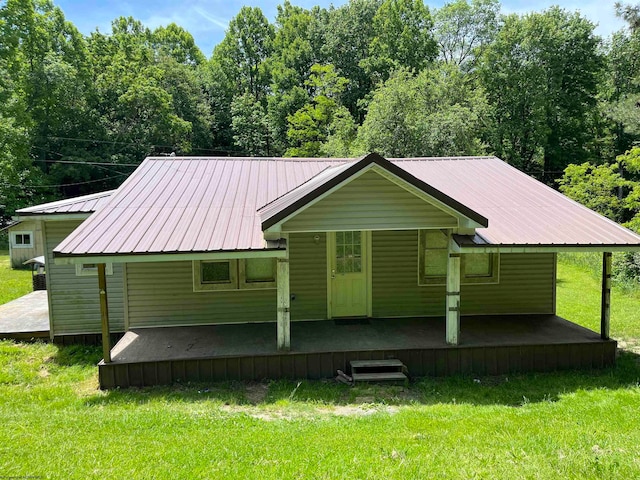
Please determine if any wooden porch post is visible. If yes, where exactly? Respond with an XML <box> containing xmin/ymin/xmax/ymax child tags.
<box><xmin>601</xmin><ymin>252</ymin><xmax>612</xmax><ymax>340</ymax></box>
<box><xmin>446</xmin><ymin>240</ymin><xmax>461</xmax><ymax>345</ymax></box>
<box><xmin>98</xmin><ymin>263</ymin><xmax>111</xmax><ymax>363</ymax></box>
<box><xmin>277</xmin><ymin>238</ymin><xmax>290</xmax><ymax>351</ymax></box>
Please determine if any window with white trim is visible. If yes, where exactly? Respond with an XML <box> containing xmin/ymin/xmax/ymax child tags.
<box><xmin>419</xmin><ymin>230</ymin><xmax>499</xmax><ymax>285</ymax></box>
<box><xmin>11</xmin><ymin>231</ymin><xmax>33</xmax><ymax>248</ymax></box>
<box><xmin>193</xmin><ymin>258</ymin><xmax>276</xmax><ymax>292</ymax></box>
<box><xmin>75</xmin><ymin>263</ymin><xmax>113</xmax><ymax>276</ymax></box>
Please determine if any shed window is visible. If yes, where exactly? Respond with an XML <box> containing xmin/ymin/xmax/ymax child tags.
<box><xmin>76</xmin><ymin>263</ymin><xmax>113</xmax><ymax>277</ymax></box>
<box><xmin>418</xmin><ymin>230</ymin><xmax>499</xmax><ymax>285</ymax></box>
<box><xmin>11</xmin><ymin>232</ymin><xmax>33</xmax><ymax>248</ymax></box>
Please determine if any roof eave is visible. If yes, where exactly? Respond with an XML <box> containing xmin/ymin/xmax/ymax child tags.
<box><xmin>52</xmin><ymin>248</ymin><xmax>288</xmax><ymax>265</ymax></box>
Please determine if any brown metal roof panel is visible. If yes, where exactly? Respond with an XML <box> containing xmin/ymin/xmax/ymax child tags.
<box><xmin>16</xmin><ymin>190</ymin><xmax>115</xmax><ymax>215</ymax></box>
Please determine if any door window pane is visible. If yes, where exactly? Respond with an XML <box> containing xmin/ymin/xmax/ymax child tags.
<box><xmin>335</xmin><ymin>231</ymin><xmax>363</xmax><ymax>273</ymax></box>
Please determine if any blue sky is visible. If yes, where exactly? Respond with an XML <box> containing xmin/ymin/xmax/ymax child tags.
<box><xmin>55</xmin><ymin>0</ymin><xmax>625</xmax><ymax>57</ymax></box>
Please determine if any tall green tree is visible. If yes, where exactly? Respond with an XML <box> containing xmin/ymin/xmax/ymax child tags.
<box><xmin>356</xmin><ymin>65</ymin><xmax>489</xmax><ymax>157</ymax></box>
<box><xmin>231</xmin><ymin>93</ymin><xmax>271</xmax><ymax>156</ymax></box>
<box><xmin>285</xmin><ymin>64</ymin><xmax>354</xmax><ymax>157</ymax></box>
<box><xmin>434</xmin><ymin>0</ymin><xmax>500</xmax><ymax>69</ymax></box>
<box><xmin>323</xmin><ymin>0</ymin><xmax>382</xmax><ymax>119</ymax></box>
<box><xmin>480</xmin><ymin>8</ymin><xmax>603</xmax><ymax>176</ymax></box>
<box><xmin>363</xmin><ymin>0</ymin><xmax>437</xmax><ymax>82</ymax></box>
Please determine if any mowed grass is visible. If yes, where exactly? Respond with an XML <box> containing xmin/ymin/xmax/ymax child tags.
<box><xmin>0</xmin><ymin>250</ymin><xmax>32</xmax><ymax>305</ymax></box>
<box><xmin>0</xmin><ymin>256</ymin><xmax>639</xmax><ymax>478</ymax></box>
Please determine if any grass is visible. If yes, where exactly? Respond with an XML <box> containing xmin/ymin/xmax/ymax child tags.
<box><xmin>0</xmin><ymin>255</ymin><xmax>639</xmax><ymax>478</ymax></box>
<box><xmin>557</xmin><ymin>254</ymin><xmax>640</xmax><ymax>342</ymax></box>
<box><xmin>0</xmin><ymin>249</ymin><xmax>32</xmax><ymax>305</ymax></box>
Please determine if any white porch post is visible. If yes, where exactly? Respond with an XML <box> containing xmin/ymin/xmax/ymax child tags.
<box><xmin>446</xmin><ymin>239</ymin><xmax>461</xmax><ymax>345</ymax></box>
<box><xmin>601</xmin><ymin>252</ymin><xmax>612</xmax><ymax>340</ymax></box>
<box><xmin>277</xmin><ymin>236</ymin><xmax>290</xmax><ymax>351</ymax></box>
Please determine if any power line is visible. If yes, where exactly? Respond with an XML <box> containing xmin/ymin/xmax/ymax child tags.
<box><xmin>39</xmin><ymin>159</ymin><xmax>139</xmax><ymax>167</ymax></box>
<box><xmin>37</xmin><ymin>135</ymin><xmax>240</xmax><ymax>155</ymax></box>
<box><xmin>1</xmin><ymin>172</ymin><xmax>130</xmax><ymax>189</ymax></box>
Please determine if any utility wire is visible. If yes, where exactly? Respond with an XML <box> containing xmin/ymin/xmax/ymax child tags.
<box><xmin>1</xmin><ymin>172</ymin><xmax>130</xmax><ymax>189</ymax></box>
<box><xmin>37</xmin><ymin>135</ymin><xmax>240</xmax><ymax>155</ymax></box>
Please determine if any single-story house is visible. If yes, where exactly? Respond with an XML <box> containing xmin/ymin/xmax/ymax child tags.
<box><xmin>25</xmin><ymin>153</ymin><xmax>640</xmax><ymax>388</ymax></box>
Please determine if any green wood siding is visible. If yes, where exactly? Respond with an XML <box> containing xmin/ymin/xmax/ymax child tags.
<box><xmin>289</xmin><ymin>233</ymin><xmax>327</xmax><ymax>320</ymax></box>
<box><xmin>282</xmin><ymin>170</ymin><xmax>457</xmax><ymax>232</ymax></box>
<box><xmin>45</xmin><ymin>221</ymin><xmax>125</xmax><ymax>335</ymax></box>
<box><xmin>371</xmin><ymin>230</ymin><xmax>555</xmax><ymax>317</ymax></box>
<box><xmin>126</xmin><ymin>261</ymin><xmax>276</xmax><ymax>328</ymax></box>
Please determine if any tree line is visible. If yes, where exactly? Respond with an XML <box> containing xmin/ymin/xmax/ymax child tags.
<box><xmin>1</xmin><ymin>0</ymin><xmax>640</xmax><ymax>238</ymax></box>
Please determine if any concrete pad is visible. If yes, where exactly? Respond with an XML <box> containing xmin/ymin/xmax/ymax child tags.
<box><xmin>0</xmin><ymin>291</ymin><xmax>49</xmax><ymax>337</ymax></box>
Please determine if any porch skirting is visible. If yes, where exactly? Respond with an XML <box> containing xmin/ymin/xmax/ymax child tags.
<box><xmin>99</xmin><ymin>341</ymin><xmax>616</xmax><ymax>389</ymax></box>
<box><xmin>97</xmin><ymin>315</ymin><xmax>617</xmax><ymax>389</ymax></box>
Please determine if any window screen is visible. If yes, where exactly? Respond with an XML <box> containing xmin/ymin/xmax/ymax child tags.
<box><xmin>245</xmin><ymin>258</ymin><xmax>275</xmax><ymax>283</ymax></box>
<box><xmin>201</xmin><ymin>261</ymin><xmax>231</xmax><ymax>284</ymax></box>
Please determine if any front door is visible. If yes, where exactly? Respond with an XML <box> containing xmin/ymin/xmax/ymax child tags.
<box><xmin>329</xmin><ymin>231</ymin><xmax>368</xmax><ymax>317</ymax></box>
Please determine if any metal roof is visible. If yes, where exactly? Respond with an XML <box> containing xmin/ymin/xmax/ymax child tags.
<box><xmin>54</xmin><ymin>155</ymin><xmax>640</xmax><ymax>258</ymax></box>
<box><xmin>16</xmin><ymin>190</ymin><xmax>115</xmax><ymax>215</ymax></box>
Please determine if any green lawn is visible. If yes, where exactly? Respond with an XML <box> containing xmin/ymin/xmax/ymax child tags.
<box><xmin>0</xmin><ymin>250</ymin><xmax>32</xmax><ymax>305</ymax></box>
<box><xmin>0</xmin><ymin>257</ymin><xmax>639</xmax><ymax>478</ymax></box>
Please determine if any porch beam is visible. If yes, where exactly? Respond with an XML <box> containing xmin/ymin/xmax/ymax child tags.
<box><xmin>98</xmin><ymin>263</ymin><xmax>111</xmax><ymax>363</ymax></box>
<box><xmin>277</xmin><ymin>237</ymin><xmax>290</xmax><ymax>351</ymax></box>
<box><xmin>601</xmin><ymin>252</ymin><xmax>612</xmax><ymax>340</ymax></box>
<box><xmin>446</xmin><ymin>240</ymin><xmax>461</xmax><ymax>345</ymax></box>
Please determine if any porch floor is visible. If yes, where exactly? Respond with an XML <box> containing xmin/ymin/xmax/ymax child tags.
<box><xmin>110</xmin><ymin>315</ymin><xmax>604</xmax><ymax>364</ymax></box>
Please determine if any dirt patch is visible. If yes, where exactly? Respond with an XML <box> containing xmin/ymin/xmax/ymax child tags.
<box><xmin>218</xmin><ymin>403</ymin><xmax>401</xmax><ymax>421</ymax></box>
<box><xmin>618</xmin><ymin>339</ymin><xmax>640</xmax><ymax>355</ymax></box>
<box><xmin>245</xmin><ymin>382</ymin><xmax>269</xmax><ymax>404</ymax></box>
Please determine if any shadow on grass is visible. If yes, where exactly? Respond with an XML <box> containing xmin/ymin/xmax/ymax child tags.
<box><xmin>53</xmin><ymin>344</ymin><xmax>103</xmax><ymax>367</ymax></box>
<box><xmin>83</xmin><ymin>350</ymin><xmax>640</xmax><ymax>408</ymax></box>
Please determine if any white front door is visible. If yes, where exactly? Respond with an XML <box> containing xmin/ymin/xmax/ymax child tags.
<box><xmin>329</xmin><ymin>231</ymin><xmax>368</xmax><ymax>318</ymax></box>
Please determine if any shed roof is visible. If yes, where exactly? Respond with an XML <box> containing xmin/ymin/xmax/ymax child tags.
<box><xmin>53</xmin><ymin>155</ymin><xmax>640</xmax><ymax>259</ymax></box>
<box><xmin>16</xmin><ymin>190</ymin><xmax>115</xmax><ymax>216</ymax></box>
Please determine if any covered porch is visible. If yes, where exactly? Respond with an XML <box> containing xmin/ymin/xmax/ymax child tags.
<box><xmin>98</xmin><ymin>314</ymin><xmax>617</xmax><ymax>389</ymax></box>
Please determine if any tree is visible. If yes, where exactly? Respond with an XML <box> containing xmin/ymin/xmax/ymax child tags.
<box><xmin>211</xmin><ymin>6</ymin><xmax>274</xmax><ymax>101</ymax></box>
<box><xmin>231</xmin><ymin>93</ymin><xmax>271</xmax><ymax>156</ymax></box>
<box><xmin>559</xmin><ymin>147</ymin><xmax>640</xmax><ymax>280</ymax></box>
<box><xmin>480</xmin><ymin>8</ymin><xmax>603</xmax><ymax>176</ymax></box>
<box><xmin>355</xmin><ymin>65</ymin><xmax>489</xmax><ymax>157</ymax></box>
<box><xmin>267</xmin><ymin>1</ymin><xmax>326</xmax><ymax>153</ymax></box>
<box><xmin>152</xmin><ymin>23</ymin><xmax>205</xmax><ymax>66</ymax></box>
<box><xmin>323</xmin><ymin>0</ymin><xmax>382</xmax><ymax>119</ymax></box>
<box><xmin>363</xmin><ymin>0</ymin><xmax>437</xmax><ymax>82</ymax></box>
<box><xmin>434</xmin><ymin>0</ymin><xmax>500</xmax><ymax>69</ymax></box>
<box><xmin>285</xmin><ymin>64</ymin><xmax>354</xmax><ymax>157</ymax></box>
